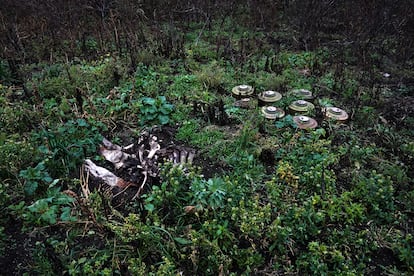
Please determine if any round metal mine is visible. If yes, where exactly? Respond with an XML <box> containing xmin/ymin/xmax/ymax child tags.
<box><xmin>261</xmin><ymin>106</ymin><xmax>285</xmax><ymax>119</ymax></box>
<box><xmin>232</xmin><ymin>84</ymin><xmax>254</xmax><ymax>97</ymax></box>
<box><xmin>325</xmin><ymin>106</ymin><xmax>349</xmax><ymax>121</ymax></box>
<box><xmin>293</xmin><ymin>115</ymin><xmax>318</xmax><ymax>129</ymax></box>
<box><xmin>258</xmin><ymin>90</ymin><xmax>282</xmax><ymax>103</ymax></box>
<box><xmin>289</xmin><ymin>100</ymin><xmax>315</xmax><ymax>112</ymax></box>
<box><xmin>291</xmin><ymin>89</ymin><xmax>314</xmax><ymax>100</ymax></box>
<box><xmin>234</xmin><ymin>98</ymin><xmax>254</xmax><ymax>109</ymax></box>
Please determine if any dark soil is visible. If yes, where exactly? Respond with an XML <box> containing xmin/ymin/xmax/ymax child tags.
<box><xmin>367</xmin><ymin>247</ymin><xmax>402</xmax><ymax>275</ymax></box>
<box><xmin>259</xmin><ymin>148</ymin><xmax>276</xmax><ymax>175</ymax></box>
<box><xmin>0</xmin><ymin>218</ymin><xmax>35</xmax><ymax>275</ymax></box>
<box><xmin>193</xmin><ymin>156</ymin><xmax>231</xmax><ymax>179</ymax></box>
<box><xmin>381</xmin><ymin>95</ymin><xmax>414</xmax><ymax>128</ymax></box>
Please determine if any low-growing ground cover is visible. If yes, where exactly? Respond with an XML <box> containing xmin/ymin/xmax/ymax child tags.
<box><xmin>0</xmin><ymin>10</ymin><xmax>413</xmax><ymax>275</ymax></box>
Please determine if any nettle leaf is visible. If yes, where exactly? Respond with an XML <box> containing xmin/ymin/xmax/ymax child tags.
<box><xmin>60</xmin><ymin>206</ymin><xmax>75</xmax><ymax>221</ymax></box>
<box><xmin>314</xmin><ymin>128</ymin><xmax>326</xmax><ymax>137</ymax></box>
<box><xmin>275</xmin><ymin>121</ymin><xmax>285</xmax><ymax>129</ymax></box>
<box><xmin>38</xmin><ymin>145</ymin><xmax>51</xmax><ymax>155</ymax></box>
<box><xmin>147</xmin><ymin>107</ymin><xmax>158</xmax><ymax>114</ymax></box>
<box><xmin>76</xmin><ymin>118</ymin><xmax>88</xmax><ymax>127</ymax></box>
<box><xmin>157</xmin><ymin>95</ymin><xmax>167</xmax><ymax>103</ymax></box>
<box><xmin>24</xmin><ymin>181</ymin><xmax>38</xmax><ymax>196</ymax></box>
<box><xmin>142</xmin><ymin>97</ymin><xmax>156</xmax><ymax>105</ymax></box>
<box><xmin>141</xmin><ymin>105</ymin><xmax>157</xmax><ymax>114</ymax></box>
<box><xmin>41</xmin><ymin>205</ymin><xmax>58</xmax><ymax>224</ymax></box>
<box><xmin>35</xmin><ymin>161</ymin><xmax>46</xmax><ymax>171</ymax></box>
<box><xmin>145</xmin><ymin>113</ymin><xmax>158</xmax><ymax>120</ymax></box>
<box><xmin>28</xmin><ymin>198</ymin><xmax>49</xmax><ymax>213</ymax></box>
<box><xmin>158</xmin><ymin>115</ymin><xmax>170</xmax><ymax>125</ymax></box>
<box><xmin>274</xmin><ymin>115</ymin><xmax>296</xmax><ymax>129</ymax></box>
<box><xmin>55</xmin><ymin>194</ymin><xmax>75</xmax><ymax>205</ymax></box>
<box><xmin>160</xmin><ymin>104</ymin><xmax>174</xmax><ymax>114</ymax></box>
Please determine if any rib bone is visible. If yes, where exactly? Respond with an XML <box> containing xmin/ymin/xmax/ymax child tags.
<box><xmin>180</xmin><ymin>149</ymin><xmax>188</xmax><ymax>164</ymax></box>
<box><xmin>187</xmin><ymin>151</ymin><xmax>195</xmax><ymax>164</ymax></box>
<box><xmin>147</xmin><ymin>135</ymin><xmax>160</xmax><ymax>159</ymax></box>
<box><xmin>132</xmin><ymin>170</ymin><xmax>148</xmax><ymax>200</ymax></box>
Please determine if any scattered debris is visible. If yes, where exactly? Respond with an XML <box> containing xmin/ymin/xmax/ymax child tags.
<box><xmin>100</xmin><ymin>138</ymin><xmax>134</xmax><ymax>169</ymax></box>
<box><xmin>83</xmin><ymin>128</ymin><xmax>196</xmax><ymax>200</ymax></box>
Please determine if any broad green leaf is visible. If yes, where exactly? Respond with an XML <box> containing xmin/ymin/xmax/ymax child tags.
<box><xmin>141</xmin><ymin>106</ymin><xmax>157</xmax><ymax>114</ymax></box>
<box><xmin>144</xmin><ymin>203</ymin><xmax>155</xmax><ymax>212</ymax></box>
<box><xmin>28</xmin><ymin>198</ymin><xmax>48</xmax><ymax>212</ymax></box>
<box><xmin>60</xmin><ymin>206</ymin><xmax>75</xmax><ymax>221</ymax></box>
<box><xmin>49</xmin><ymin>179</ymin><xmax>60</xmax><ymax>188</ymax></box>
<box><xmin>24</xmin><ymin>181</ymin><xmax>38</xmax><ymax>196</ymax></box>
<box><xmin>55</xmin><ymin>194</ymin><xmax>75</xmax><ymax>205</ymax></box>
<box><xmin>78</xmin><ymin>257</ymin><xmax>87</xmax><ymax>264</ymax></box>
<box><xmin>158</xmin><ymin>115</ymin><xmax>170</xmax><ymax>125</ymax></box>
<box><xmin>142</xmin><ymin>97</ymin><xmax>156</xmax><ymax>105</ymax></box>
<box><xmin>41</xmin><ymin>207</ymin><xmax>58</xmax><ymax>224</ymax></box>
<box><xmin>145</xmin><ymin>113</ymin><xmax>157</xmax><ymax>120</ymax></box>
<box><xmin>174</xmin><ymin>237</ymin><xmax>192</xmax><ymax>245</ymax></box>
<box><xmin>76</xmin><ymin>118</ymin><xmax>88</xmax><ymax>127</ymax></box>
<box><xmin>159</xmin><ymin>104</ymin><xmax>174</xmax><ymax>114</ymax></box>
<box><xmin>158</xmin><ymin>95</ymin><xmax>167</xmax><ymax>103</ymax></box>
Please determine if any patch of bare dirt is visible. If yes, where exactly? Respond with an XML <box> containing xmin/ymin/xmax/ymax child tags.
<box><xmin>367</xmin><ymin>247</ymin><xmax>402</xmax><ymax>275</ymax></box>
<box><xmin>0</xmin><ymin>218</ymin><xmax>35</xmax><ymax>275</ymax></box>
<box><xmin>380</xmin><ymin>96</ymin><xmax>414</xmax><ymax>128</ymax></box>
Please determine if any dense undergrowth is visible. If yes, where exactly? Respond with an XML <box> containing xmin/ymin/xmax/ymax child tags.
<box><xmin>1</xmin><ymin>9</ymin><xmax>414</xmax><ymax>275</ymax></box>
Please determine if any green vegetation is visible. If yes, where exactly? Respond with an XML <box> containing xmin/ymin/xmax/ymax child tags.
<box><xmin>0</xmin><ymin>2</ymin><xmax>413</xmax><ymax>275</ymax></box>
<box><xmin>136</xmin><ymin>96</ymin><xmax>174</xmax><ymax>126</ymax></box>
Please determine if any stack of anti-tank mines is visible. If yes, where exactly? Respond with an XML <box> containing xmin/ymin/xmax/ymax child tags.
<box><xmin>231</xmin><ymin>85</ymin><xmax>349</xmax><ymax>130</ymax></box>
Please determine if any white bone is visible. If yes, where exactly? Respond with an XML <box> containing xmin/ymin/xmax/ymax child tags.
<box><xmin>180</xmin><ymin>149</ymin><xmax>188</xmax><ymax>164</ymax></box>
<box><xmin>100</xmin><ymin>146</ymin><xmax>131</xmax><ymax>169</ymax></box>
<box><xmin>138</xmin><ymin>144</ymin><xmax>145</xmax><ymax>163</ymax></box>
<box><xmin>84</xmin><ymin>159</ymin><xmax>119</xmax><ymax>187</ymax></box>
<box><xmin>147</xmin><ymin>136</ymin><xmax>160</xmax><ymax>159</ymax></box>
<box><xmin>102</xmin><ymin>137</ymin><xmax>122</xmax><ymax>150</ymax></box>
<box><xmin>187</xmin><ymin>151</ymin><xmax>195</xmax><ymax>164</ymax></box>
